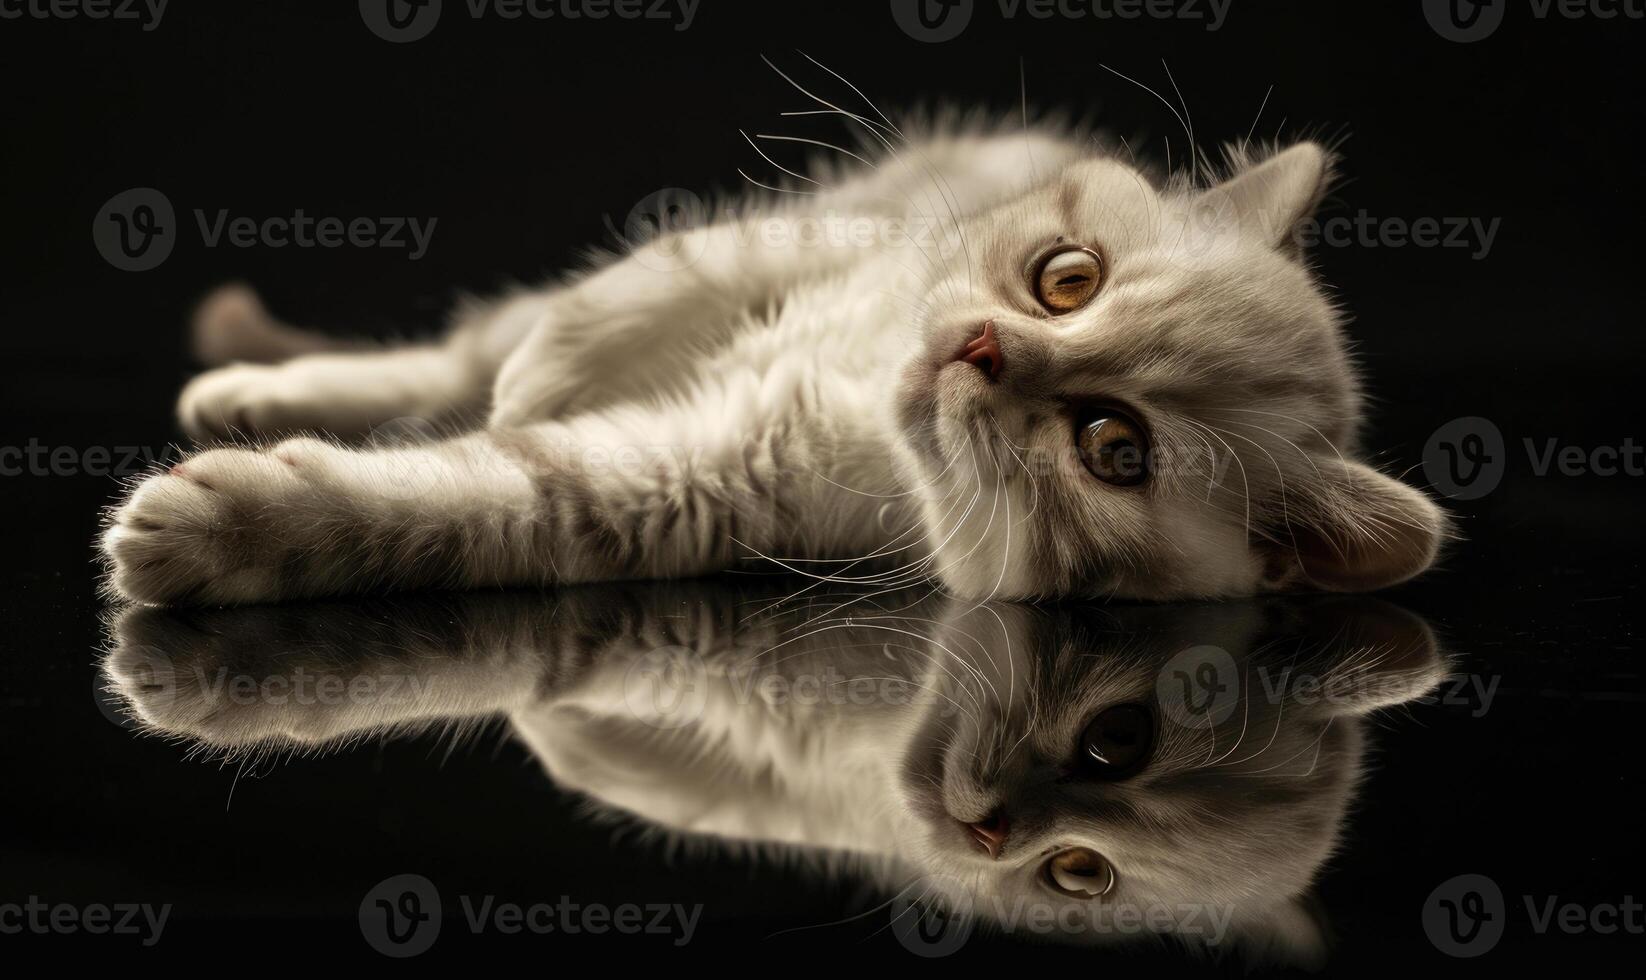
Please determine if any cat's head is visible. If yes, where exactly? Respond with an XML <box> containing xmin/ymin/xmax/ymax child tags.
<box><xmin>893</xmin><ymin>597</ymin><xmax>1443</xmax><ymax>966</ymax></box>
<box><xmin>891</xmin><ymin>140</ymin><xmax>1447</xmax><ymax>600</ymax></box>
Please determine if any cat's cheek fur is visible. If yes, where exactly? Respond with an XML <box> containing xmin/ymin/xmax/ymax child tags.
<box><xmin>1155</xmin><ymin>507</ymin><xmax>1270</xmax><ymax>598</ymax></box>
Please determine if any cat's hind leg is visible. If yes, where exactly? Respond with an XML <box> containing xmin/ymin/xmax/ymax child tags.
<box><xmin>177</xmin><ymin>346</ymin><xmax>485</xmax><ymax>442</ymax></box>
<box><xmin>190</xmin><ymin>283</ymin><xmax>375</xmax><ymax>365</ymax></box>
<box><xmin>177</xmin><ymin>286</ymin><xmax>511</xmax><ymax>442</ymax></box>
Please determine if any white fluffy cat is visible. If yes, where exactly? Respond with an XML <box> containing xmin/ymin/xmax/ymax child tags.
<box><xmin>101</xmin><ymin>113</ymin><xmax>1447</xmax><ymax>606</ymax></box>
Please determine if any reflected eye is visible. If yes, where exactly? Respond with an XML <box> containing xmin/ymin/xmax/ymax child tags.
<box><xmin>1034</xmin><ymin>246</ymin><xmax>1104</xmax><ymax>313</ymax></box>
<box><xmin>1077</xmin><ymin>702</ymin><xmax>1155</xmax><ymax>779</ymax></box>
<box><xmin>1044</xmin><ymin>847</ymin><xmax>1117</xmax><ymax>899</ymax></box>
<box><xmin>1075</xmin><ymin>407</ymin><xmax>1150</xmax><ymax>486</ymax></box>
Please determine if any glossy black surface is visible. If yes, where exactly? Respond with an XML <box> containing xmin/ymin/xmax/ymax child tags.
<box><xmin>2</xmin><ymin>1</ymin><xmax>1642</xmax><ymax>969</ymax></box>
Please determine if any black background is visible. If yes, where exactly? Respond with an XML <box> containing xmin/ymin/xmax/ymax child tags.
<box><xmin>1</xmin><ymin>0</ymin><xmax>1642</xmax><ymax>969</ymax></box>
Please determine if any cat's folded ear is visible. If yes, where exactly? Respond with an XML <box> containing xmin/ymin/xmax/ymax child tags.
<box><xmin>1198</xmin><ymin>142</ymin><xmax>1333</xmax><ymax>256</ymax></box>
<box><xmin>1260</xmin><ymin>459</ymin><xmax>1450</xmax><ymax>593</ymax></box>
<box><xmin>1285</xmin><ymin>596</ymin><xmax>1447</xmax><ymax>715</ymax></box>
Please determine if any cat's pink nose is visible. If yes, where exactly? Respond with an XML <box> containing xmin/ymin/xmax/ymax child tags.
<box><xmin>958</xmin><ymin>320</ymin><xmax>1004</xmax><ymax>381</ymax></box>
<box><xmin>965</xmin><ymin>810</ymin><xmax>1010</xmax><ymax>859</ymax></box>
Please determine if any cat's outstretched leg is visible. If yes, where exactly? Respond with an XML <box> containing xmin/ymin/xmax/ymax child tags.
<box><xmin>102</xmin><ymin>394</ymin><xmax>894</xmax><ymax>605</ymax></box>
<box><xmin>178</xmin><ymin>285</ymin><xmax>529</xmax><ymax>441</ymax></box>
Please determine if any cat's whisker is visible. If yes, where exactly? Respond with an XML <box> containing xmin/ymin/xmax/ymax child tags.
<box><xmin>806</xmin><ymin>431</ymin><xmax>963</xmax><ymax>500</ymax></box>
<box><xmin>1160</xmin><ymin>60</ymin><xmax>1201</xmax><ymax>186</ymax></box>
<box><xmin>1207</xmin><ymin>696</ymin><xmax>1289</xmax><ymax>771</ymax></box>
<box><xmin>762</xmin><ymin>59</ymin><xmax>957</xmax><ymax>287</ymax></box>
<box><xmin>735</xmin><ymin>169</ymin><xmax>824</xmax><ymax>197</ymax></box>
<box><xmin>740</xmin><ymin>468</ymin><xmax>969</xmax><ymax>621</ymax></box>
<box><xmin>1222</xmin><ymin>716</ymin><xmax>1335</xmax><ymax>778</ymax></box>
<box><xmin>1101</xmin><ymin>63</ymin><xmax>1203</xmax><ymax>185</ymax></box>
<box><xmin>764</xmin><ymin>875</ymin><xmax>929</xmax><ymax>941</ymax></box>
<box><xmin>976</xmin><ymin>603</ymin><xmax>1019</xmax><ymax>726</ymax></box>
<box><xmin>740</xmin><ymin>129</ymin><xmax>824</xmax><ymax>188</ymax></box>
<box><xmin>1199</xmin><ymin>663</ymin><xmax>1255</xmax><ymax>769</ymax></box>
<box><xmin>793</xmin><ymin>579</ymin><xmax>946</xmax><ymax>632</ymax></box>
<box><xmin>1205</xmin><ymin>421</ymin><xmax>1293</xmax><ymax>541</ymax></box>
<box><xmin>884</xmin><ymin>614</ymin><xmax>1003</xmax><ymax>708</ymax></box>
<box><xmin>755</xmin><ymin>132</ymin><xmax>876</xmax><ymax>168</ymax></box>
<box><xmin>1184</xmin><ymin>417</ymin><xmax>1252</xmax><ymax>540</ymax></box>
<box><xmin>1208</xmin><ymin>412</ymin><xmax>1335</xmax><ymax>484</ymax></box>
<box><xmin>775</xmin><ymin>54</ymin><xmax>974</xmax><ymax>302</ymax></box>
<box><xmin>972</xmin><ymin>426</ymin><xmax>1015</xmax><ymax>606</ymax></box>
<box><xmin>923</xmin><ymin>434</ymin><xmax>1007</xmax><ymax>588</ymax></box>
<box><xmin>1242</xmin><ymin>83</ymin><xmax>1276</xmax><ymax>156</ymax></box>
<box><xmin>989</xmin><ymin>416</ymin><xmax>1041</xmax><ymax>524</ymax></box>
<box><xmin>797</xmin><ymin>51</ymin><xmax>905</xmax><ymax>138</ymax></box>
<box><xmin>741</xmin><ymin>452</ymin><xmax>976</xmax><ymax>591</ymax></box>
<box><xmin>798</xmin><ymin>51</ymin><xmax>975</xmax><ymax>299</ymax></box>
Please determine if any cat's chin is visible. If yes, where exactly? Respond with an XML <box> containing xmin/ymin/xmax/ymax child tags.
<box><xmin>891</xmin><ymin>360</ymin><xmax>1009</xmax><ymax>471</ymax></box>
<box><xmin>891</xmin><ymin>685</ymin><xmax>1015</xmax><ymax>867</ymax></box>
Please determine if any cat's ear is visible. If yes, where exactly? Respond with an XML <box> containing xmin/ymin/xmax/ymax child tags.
<box><xmin>1198</xmin><ymin>142</ymin><xmax>1332</xmax><ymax>255</ymax></box>
<box><xmin>1260</xmin><ymin>459</ymin><xmax>1449</xmax><ymax>593</ymax></box>
<box><xmin>1288</xmin><ymin>596</ymin><xmax>1446</xmax><ymax>715</ymax></box>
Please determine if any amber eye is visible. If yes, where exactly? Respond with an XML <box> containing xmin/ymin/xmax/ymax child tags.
<box><xmin>1043</xmin><ymin>848</ymin><xmax>1117</xmax><ymax>900</ymax></box>
<box><xmin>1075</xmin><ymin>407</ymin><xmax>1150</xmax><ymax>486</ymax></box>
<box><xmin>1034</xmin><ymin>246</ymin><xmax>1104</xmax><ymax>313</ymax></box>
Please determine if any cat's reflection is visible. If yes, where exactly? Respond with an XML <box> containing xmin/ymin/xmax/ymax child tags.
<box><xmin>102</xmin><ymin>581</ymin><xmax>1443</xmax><ymax>965</ymax></box>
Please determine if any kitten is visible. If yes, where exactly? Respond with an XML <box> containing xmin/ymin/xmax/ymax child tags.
<box><xmin>104</xmin><ymin>580</ymin><xmax>1445</xmax><ymax>965</ymax></box>
<box><xmin>101</xmin><ymin>110</ymin><xmax>1448</xmax><ymax>605</ymax></box>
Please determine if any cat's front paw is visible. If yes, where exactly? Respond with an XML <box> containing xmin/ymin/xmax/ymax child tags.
<box><xmin>101</xmin><ymin>442</ymin><xmax>331</xmax><ymax>605</ymax></box>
